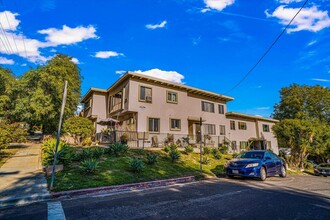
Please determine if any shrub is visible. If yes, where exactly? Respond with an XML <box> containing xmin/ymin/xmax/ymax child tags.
<box><xmin>212</xmin><ymin>148</ymin><xmax>222</xmax><ymax>160</ymax></box>
<box><xmin>81</xmin><ymin>158</ymin><xmax>98</xmax><ymax>173</ymax></box>
<box><xmin>82</xmin><ymin>147</ymin><xmax>104</xmax><ymax>160</ymax></box>
<box><xmin>108</xmin><ymin>142</ymin><xmax>129</xmax><ymax>156</ymax></box>
<box><xmin>42</xmin><ymin>138</ymin><xmax>73</xmax><ymax>165</ymax></box>
<box><xmin>169</xmin><ymin>149</ymin><xmax>181</xmax><ymax>163</ymax></box>
<box><xmin>146</xmin><ymin>153</ymin><xmax>158</xmax><ymax>165</ymax></box>
<box><xmin>232</xmin><ymin>153</ymin><xmax>238</xmax><ymax>158</ymax></box>
<box><xmin>202</xmin><ymin>156</ymin><xmax>211</xmax><ymax>164</ymax></box>
<box><xmin>82</xmin><ymin>137</ymin><xmax>92</xmax><ymax>146</ymax></box>
<box><xmin>203</xmin><ymin>147</ymin><xmax>211</xmax><ymax>155</ymax></box>
<box><xmin>129</xmin><ymin>158</ymin><xmax>145</xmax><ymax>173</ymax></box>
<box><xmin>304</xmin><ymin>161</ymin><xmax>314</xmax><ymax>170</ymax></box>
<box><xmin>163</xmin><ymin>145</ymin><xmax>171</xmax><ymax>153</ymax></box>
<box><xmin>219</xmin><ymin>144</ymin><xmax>229</xmax><ymax>154</ymax></box>
<box><xmin>184</xmin><ymin>145</ymin><xmax>194</xmax><ymax>154</ymax></box>
<box><xmin>0</xmin><ymin>122</ymin><xmax>27</xmax><ymax>151</ymax></box>
<box><xmin>120</xmin><ymin>133</ymin><xmax>129</xmax><ymax>144</ymax></box>
<box><xmin>63</xmin><ymin>117</ymin><xmax>94</xmax><ymax>145</ymax></box>
<box><xmin>170</xmin><ymin>143</ymin><xmax>178</xmax><ymax>151</ymax></box>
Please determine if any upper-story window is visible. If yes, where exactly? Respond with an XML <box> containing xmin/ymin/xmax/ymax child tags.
<box><xmin>110</xmin><ymin>91</ymin><xmax>123</xmax><ymax>112</ymax></box>
<box><xmin>139</xmin><ymin>86</ymin><xmax>152</xmax><ymax>103</ymax></box>
<box><xmin>219</xmin><ymin>125</ymin><xmax>226</xmax><ymax>135</ymax></box>
<box><xmin>263</xmin><ymin>124</ymin><xmax>270</xmax><ymax>132</ymax></box>
<box><xmin>201</xmin><ymin>101</ymin><xmax>214</xmax><ymax>113</ymax></box>
<box><xmin>218</xmin><ymin>104</ymin><xmax>225</xmax><ymax>114</ymax></box>
<box><xmin>238</xmin><ymin>122</ymin><xmax>247</xmax><ymax>130</ymax></box>
<box><xmin>167</xmin><ymin>91</ymin><xmax>178</xmax><ymax>104</ymax></box>
<box><xmin>230</xmin><ymin>120</ymin><xmax>236</xmax><ymax>130</ymax></box>
<box><xmin>85</xmin><ymin>98</ymin><xmax>92</xmax><ymax>109</ymax></box>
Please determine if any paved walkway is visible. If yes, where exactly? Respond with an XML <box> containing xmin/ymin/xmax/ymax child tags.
<box><xmin>0</xmin><ymin>143</ymin><xmax>50</xmax><ymax>205</ymax></box>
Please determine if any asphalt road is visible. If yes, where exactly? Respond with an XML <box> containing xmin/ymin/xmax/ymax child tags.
<box><xmin>1</xmin><ymin>175</ymin><xmax>329</xmax><ymax>220</ymax></box>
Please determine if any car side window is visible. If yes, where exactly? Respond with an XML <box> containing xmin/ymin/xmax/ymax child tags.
<box><xmin>265</xmin><ymin>152</ymin><xmax>272</xmax><ymax>160</ymax></box>
<box><xmin>269</xmin><ymin>152</ymin><xmax>278</xmax><ymax>160</ymax></box>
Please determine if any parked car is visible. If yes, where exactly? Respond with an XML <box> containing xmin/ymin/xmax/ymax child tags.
<box><xmin>314</xmin><ymin>163</ymin><xmax>330</xmax><ymax>177</ymax></box>
<box><xmin>225</xmin><ymin>150</ymin><xmax>286</xmax><ymax>181</ymax></box>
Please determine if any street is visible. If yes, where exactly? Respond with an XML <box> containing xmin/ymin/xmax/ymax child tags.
<box><xmin>1</xmin><ymin>175</ymin><xmax>329</xmax><ymax>219</ymax></box>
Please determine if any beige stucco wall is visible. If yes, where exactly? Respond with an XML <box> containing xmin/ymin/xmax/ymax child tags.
<box><xmin>128</xmin><ymin>79</ymin><xmax>228</xmax><ymax>136</ymax></box>
<box><xmin>92</xmin><ymin>92</ymin><xmax>107</xmax><ymax>133</ymax></box>
<box><xmin>257</xmin><ymin>121</ymin><xmax>279</xmax><ymax>154</ymax></box>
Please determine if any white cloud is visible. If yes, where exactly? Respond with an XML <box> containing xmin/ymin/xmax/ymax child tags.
<box><xmin>307</xmin><ymin>40</ymin><xmax>317</xmax><ymax>46</ymax></box>
<box><xmin>134</xmin><ymin>68</ymin><xmax>185</xmax><ymax>84</ymax></box>
<box><xmin>71</xmin><ymin>57</ymin><xmax>80</xmax><ymax>64</ymax></box>
<box><xmin>94</xmin><ymin>51</ymin><xmax>124</xmax><ymax>59</ymax></box>
<box><xmin>21</xmin><ymin>63</ymin><xmax>27</xmax><ymax>66</ymax></box>
<box><xmin>0</xmin><ymin>56</ymin><xmax>14</xmax><ymax>64</ymax></box>
<box><xmin>115</xmin><ymin>70</ymin><xmax>126</xmax><ymax>75</ymax></box>
<box><xmin>0</xmin><ymin>11</ymin><xmax>99</xmax><ymax>63</ymax></box>
<box><xmin>278</xmin><ymin>0</ymin><xmax>303</xmax><ymax>3</ymax></box>
<box><xmin>266</xmin><ymin>6</ymin><xmax>330</xmax><ymax>33</ymax></box>
<box><xmin>256</xmin><ymin>107</ymin><xmax>271</xmax><ymax>110</ymax></box>
<box><xmin>202</xmin><ymin>0</ymin><xmax>235</xmax><ymax>12</ymax></box>
<box><xmin>0</xmin><ymin>11</ymin><xmax>20</xmax><ymax>31</ymax></box>
<box><xmin>145</xmin><ymin>20</ymin><xmax>167</xmax><ymax>30</ymax></box>
<box><xmin>38</xmin><ymin>25</ymin><xmax>98</xmax><ymax>46</ymax></box>
<box><xmin>312</xmin><ymin>78</ymin><xmax>330</xmax><ymax>82</ymax></box>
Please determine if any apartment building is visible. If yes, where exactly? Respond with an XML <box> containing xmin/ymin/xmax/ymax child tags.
<box><xmin>80</xmin><ymin>72</ymin><xmax>279</xmax><ymax>154</ymax></box>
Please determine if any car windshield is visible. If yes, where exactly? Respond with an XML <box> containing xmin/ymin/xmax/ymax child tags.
<box><xmin>239</xmin><ymin>152</ymin><xmax>264</xmax><ymax>159</ymax></box>
<box><xmin>319</xmin><ymin>163</ymin><xmax>330</xmax><ymax>168</ymax></box>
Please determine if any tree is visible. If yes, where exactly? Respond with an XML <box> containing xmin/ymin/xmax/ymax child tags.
<box><xmin>0</xmin><ymin>67</ymin><xmax>16</xmax><ymax>120</ymax></box>
<box><xmin>12</xmin><ymin>54</ymin><xmax>82</xmax><ymax>133</ymax></box>
<box><xmin>272</xmin><ymin>84</ymin><xmax>330</xmax><ymax>168</ymax></box>
<box><xmin>63</xmin><ymin>116</ymin><xmax>94</xmax><ymax>145</ymax></box>
<box><xmin>0</xmin><ymin>121</ymin><xmax>27</xmax><ymax>151</ymax></box>
<box><xmin>272</xmin><ymin>84</ymin><xmax>330</xmax><ymax>124</ymax></box>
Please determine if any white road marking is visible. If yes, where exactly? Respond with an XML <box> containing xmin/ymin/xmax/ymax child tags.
<box><xmin>48</xmin><ymin>201</ymin><xmax>66</xmax><ymax>220</ymax></box>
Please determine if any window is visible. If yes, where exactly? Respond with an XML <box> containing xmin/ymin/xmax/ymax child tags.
<box><xmin>139</xmin><ymin>86</ymin><xmax>152</xmax><ymax>102</ymax></box>
<box><xmin>170</xmin><ymin>119</ymin><xmax>181</xmax><ymax>130</ymax></box>
<box><xmin>201</xmin><ymin>101</ymin><xmax>215</xmax><ymax>113</ymax></box>
<box><xmin>266</xmin><ymin>141</ymin><xmax>272</xmax><ymax>150</ymax></box>
<box><xmin>231</xmin><ymin>141</ymin><xmax>237</xmax><ymax>151</ymax></box>
<box><xmin>218</xmin><ymin>105</ymin><xmax>224</xmax><ymax>114</ymax></box>
<box><xmin>203</xmin><ymin>124</ymin><xmax>216</xmax><ymax>135</ymax></box>
<box><xmin>240</xmin><ymin>141</ymin><xmax>247</xmax><ymax>150</ymax></box>
<box><xmin>148</xmin><ymin>118</ymin><xmax>160</xmax><ymax>132</ymax></box>
<box><xmin>167</xmin><ymin>91</ymin><xmax>178</xmax><ymax>103</ymax></box>
<box><xmin>263</xmin><ymin>124</ymin><xmax>270</xmax><ymax>132</ymax></box>
<box><xmin>230</xmin><ymin>121</ymin><xmax>236</xmax><ymax>130</ymax></box>
<box><xmin>219</xmin><ymin>125</ymin><xmax>226</xmax><ymax>135</ymax></box>
<box><xmin>84</xmin><ymin>98</ymin><xmax>92</xmax><ymax>109</ymax></box>
<box><xmin>238</xmin><ymin>122</ymin><xmax>247</xmax><ymax>130</ymax></box>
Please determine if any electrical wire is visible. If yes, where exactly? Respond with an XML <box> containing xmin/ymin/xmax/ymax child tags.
<box><xmin>224</xmin><ymin>0</ymin><xmax>309</xmax><ymax>95</ymax></box>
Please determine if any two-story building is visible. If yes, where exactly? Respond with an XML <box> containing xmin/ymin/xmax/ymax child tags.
<box><xmin>81</xmin><ymin>72</ymin><xmax>279</xmax><ymax>154</ymax></box>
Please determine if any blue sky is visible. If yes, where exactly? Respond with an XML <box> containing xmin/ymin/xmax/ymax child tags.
<box><xmin>0</xmin><ymin>0</ymin><xmax>329</xmax><ymax>117</ymax></box>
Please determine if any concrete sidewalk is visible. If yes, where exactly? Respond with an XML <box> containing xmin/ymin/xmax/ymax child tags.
<box><xmin>0</xmin><ymin>143</ymin><xmax>50</xmax><ymax>206</ymax></box>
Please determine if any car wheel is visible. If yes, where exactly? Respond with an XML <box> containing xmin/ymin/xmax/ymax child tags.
<box><xmin>279</xmin><ymin>165</ymin><xmax>287</xmax><ymax>178</ymax></box>
<box><xmin>260</xmin><ymin>167</ymin><xmax>267</xmax><ymax>181</ymax></box>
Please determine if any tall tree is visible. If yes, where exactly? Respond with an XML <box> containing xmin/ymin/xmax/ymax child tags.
<box><xmin>0</xmin><ymin>67</ymin><xmax>16</xmax><ymax>120</ymax></box>
<box><xmin>272</xmin><ymin>84</ymin><xmax>330</xmax><ymax>167</ymax></box>
<box><xmin>13</xmin><ymin>54</ymin><xmax>82</xmax><ymax>133</ymax></box>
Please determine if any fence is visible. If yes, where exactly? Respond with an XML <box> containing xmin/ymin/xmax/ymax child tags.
<box><xmin>95</xmin><ymin>130</ymin><xmax>239</xmax><ymax>153</ymax></box>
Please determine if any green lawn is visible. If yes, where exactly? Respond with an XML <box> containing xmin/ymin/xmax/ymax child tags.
<box><xmin>50</xmin><ymin>149</ymin><xmax>232</xmax><ymax>192</ymax></box>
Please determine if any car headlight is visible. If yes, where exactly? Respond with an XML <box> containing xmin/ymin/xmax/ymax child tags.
<box><xmin>245</xmin><ymin>163</ymin><xmax>259</xmax><ymax>168</ymax></box>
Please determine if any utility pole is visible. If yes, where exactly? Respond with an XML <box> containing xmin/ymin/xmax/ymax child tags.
<box><xmin>199</xmin><ymin>117</ymin><xmax>203</xmax><ymax>173</ymax></box>
<box><xmin>50</xmin><ymin>81</ymin><xmax>68</xmax><ymax>190</ymax></box>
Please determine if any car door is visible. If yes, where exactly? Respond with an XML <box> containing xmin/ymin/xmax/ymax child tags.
<box><xmin>271</xmin><ymin>152</ymin><xmax>282</xmax><ymax>174</ymax></box>
<box><xmin>264</xmin><ymin>152</ymin><xmax>276</xmax><ymax>175</ymax></box>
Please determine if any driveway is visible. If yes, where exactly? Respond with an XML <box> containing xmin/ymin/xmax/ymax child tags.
<box><xmin>0</xmin><ymin>143</ymin><xmax>49</xmax><ymax>206</ymax></box>
<box><xmin>1</xmin><ymin>175</ymin><xmax>329</xmax><ymax>219</ymax></box>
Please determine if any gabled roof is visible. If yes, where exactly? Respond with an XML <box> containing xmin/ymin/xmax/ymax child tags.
<box><xmin>226</xmin><ymin>112</ymin><xmax>279</xmax><ymax>123</ymax></box>
<box><xmin>81</xmin><ymin>88</ymin><xmax>107</xmax><ymax>103</ymax></box>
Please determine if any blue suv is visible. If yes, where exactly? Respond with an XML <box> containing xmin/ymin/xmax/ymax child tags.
<box><xmin>225</xmin><ymin>150</ymin><xmax>287</xmax><ymax>181</ymax></box>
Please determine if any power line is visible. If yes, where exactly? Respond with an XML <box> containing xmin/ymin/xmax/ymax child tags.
<box><xmin>224</xmin><ymin>0</ymin><xmax>309</xmax><ymax>95</ymax></box>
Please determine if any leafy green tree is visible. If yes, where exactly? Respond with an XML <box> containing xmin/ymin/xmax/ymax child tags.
<box><xmin>0</xmin><ymin>122</ymin><xmax>27</xmax><ymax>151</ymax></box>
<box><xmin>272</xmin><ymin>84</ymin><xmax>330</xmax><ymax>167</ymax></box>
<box><xmin>12</xmin><ymin>54</ymin><xmax>82</xmax><ymax>133</ymax></box>
<box><xmin>272</xmin><ymin>84</ymin><xmax>330</xmax><ymax>124</ymax></box>
<box><xmin>0</xmin><ymin>67</ymin><xmax>16</xmax><ymax>120</ymax></box>
<box><xmin>63</xmin><ymin>116</ymin><xmax>94</xmax><ymax>145</ymax></box>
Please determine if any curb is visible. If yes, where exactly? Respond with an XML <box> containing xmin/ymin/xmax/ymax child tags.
<box><xmin>0</xmin><ymin>193</ymin><xmax>51</xmax><ymax>208</ymax></box>
<box><xmin>52</xmin><ymin>176</ymin><xmax>195</xmax><ymax>199</ymax></box>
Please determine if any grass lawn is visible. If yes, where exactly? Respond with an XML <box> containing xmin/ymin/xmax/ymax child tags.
<box><xmin>0</xmin><ymin>146</ymin><xmax>21</xmax><ymax>167</ymax></box>
<box><xmin>50</xmin><ymin>149</ymin><xmax>232</xmax><ymax>192</ymax></box>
